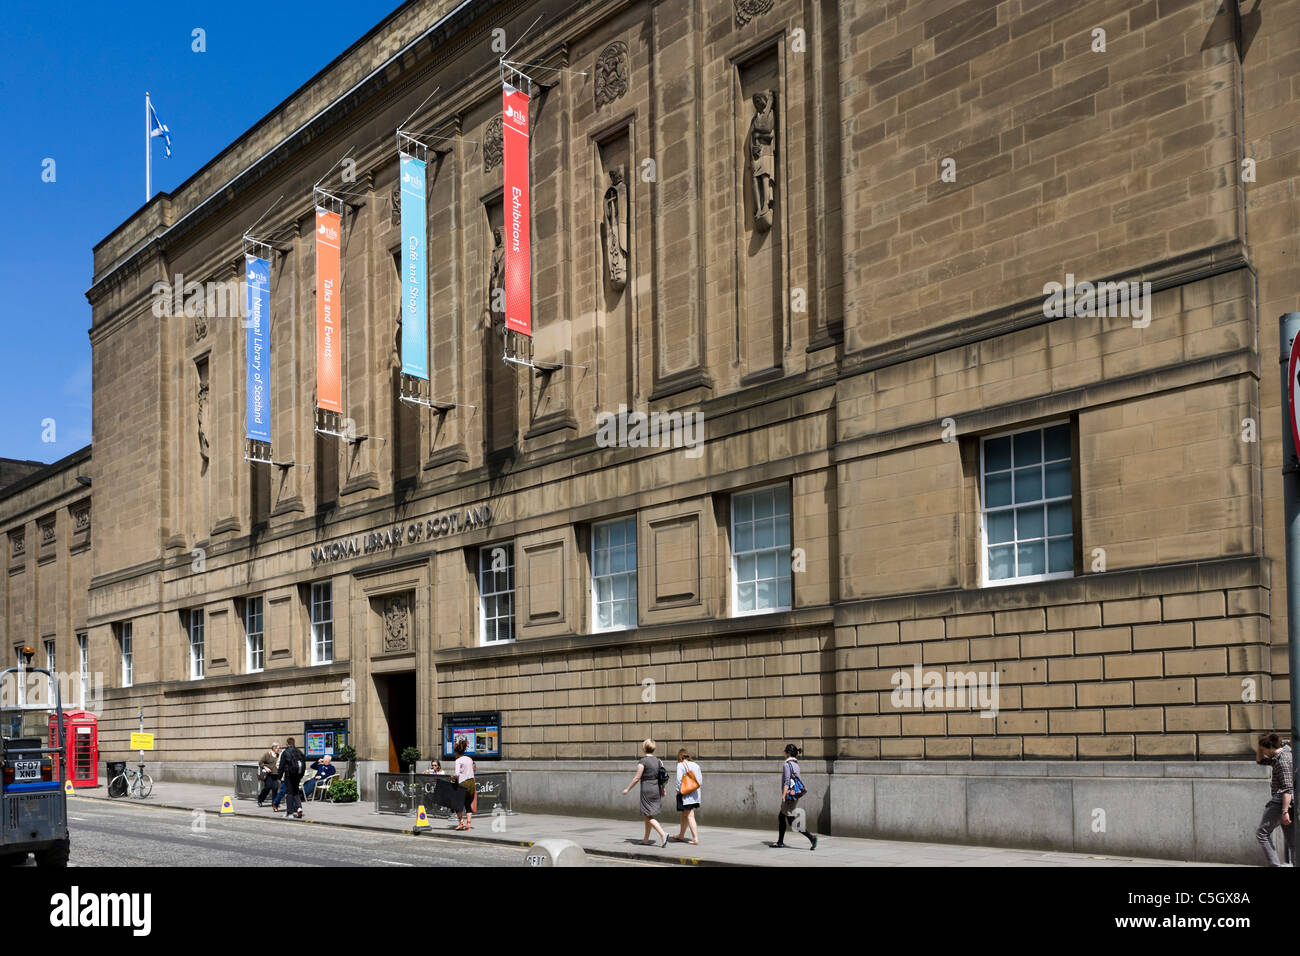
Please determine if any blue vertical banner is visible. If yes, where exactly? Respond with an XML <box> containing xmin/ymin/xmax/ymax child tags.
<box><xmin>399</xmin><ymin>153</ymin><xmax>429</xmax><ymax>380</ymax></box>
<box><xmin>244</xmin><ymin>255</ymin><xmax>272</xmax><ymax>442</ymax></box>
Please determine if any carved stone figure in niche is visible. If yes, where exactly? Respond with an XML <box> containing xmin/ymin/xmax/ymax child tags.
<box><xmin>748</xmin><ymin>91</ymin><xmax>776</xmax><ymax>233</ymax></box>
<box><xmin>193</xmin><ymin>308</ymin><xmax>208</xmax><ymax>342</ymax></box>
<box><xmin>487</xmin><ymin>226</ymin><xmax>506</xmax><ymax>334</ymax></box>
<box><xmin>594</xmin><ymin>41</ymin><xmax>629</xmax><ymax>108</ymax></box>
<box><xmin>390</xmin><ymin>183</ymin><xmax>401</xmax><ymax>227</ymax></box>
<box><xmin>484</xmin><ymin>116</ymin><xmax>503</xmax><ymax>173</ymax></box>
<box><xmin>603</xmin><ymin>166</ymin><xmax>629</xmax><ymax>291</ymax></box>
<box><xmin>382</xmin><ymin>594</ymin><xmax>410</xmax><ymax>652</ymax></box>
<box><xmin>197</xmin><ymin>382</ymin><xmax>210</xmax><ymax>462</ymax></box>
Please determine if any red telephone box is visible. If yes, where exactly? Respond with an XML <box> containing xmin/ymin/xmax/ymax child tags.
<box><xmin>49</xmin><ymin>711</ymin><xmax>99</xmax><ymax>788</ymax></box>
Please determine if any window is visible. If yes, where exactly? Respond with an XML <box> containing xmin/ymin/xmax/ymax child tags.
<box><xmin>188</xmin><ymin>610</ymin><xmax>205</xmax><ymax>680</ymax></box>
<box><xmin>592</xmin><ymin>517</ymin><xmax>637</xmax><ymax>631</ymax></box>
<box><xmin>44</xmin><ymin>639</ymin><xmax>54</xmax><ymax>672</ymax></box>
<box><xmin>310</xmin><ymin>583</ymin><xmax>334</xmax><ymax>664</ymax></box>
<box><xmin>479</xmin><ymin>544</ymin><xmax>515</xmax><ymax>645</ymax></box>
<box><xmin>118</xmin><ymin>622</ymin><xmax>133</xmax><ymax>688</ymax></box>
<box><xmin>14</xmin><ymin>648</ymin><xmax>26</xmax><ymax>707</ymax></box>
<box><xmin>731</xmin><ymin>484</ymin><xmax>793</xmax><ymax>616</ymax></box>
<box><xmin>245</xmin><ymin>596</ymin><xmax>264</xmax><ymax>673</ymax></box>
<box><xmin>76</xmin><ymin>633</ymin><xmax>89</xmax><ymax>707</ymax></box>
<box><xmin>980</xmin><ymin>422</ymin><xmax>1073</xmax><ymax>585</ymax></box>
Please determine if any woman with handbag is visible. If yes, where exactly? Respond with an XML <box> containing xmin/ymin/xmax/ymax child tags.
<box><xmin>452</xmin><ymin>738</ymin><xmax>477</xmax><ymax>831</ymax></box>
<box><xmin>622</xmin><ymin>739</ymin><xmax>669</xmax><ymax>847</ymax></box>
<box><xmin>772</xmin><ymin>743</ymin><xmax>817</xmax><ymax>850</ymax></box>
<box><xmin>674</xmin><ymin>748</ymin><xmax>702</xmax><ymax>845</ymax></box>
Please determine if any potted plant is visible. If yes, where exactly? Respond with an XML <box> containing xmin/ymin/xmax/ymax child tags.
<box><xmin>399</xmin><ymin>746</ymin><xmax>421</xmax><ymax>773</ymax></box>
<box><xmin>327</xmin><ymin>777</ymin><xmax>358</xmax><ymax>803</ymax></box>
<box><xmin>338</xmin><ymin>743</ymin><xmax>357</xmax><ymax>780</ymax></box>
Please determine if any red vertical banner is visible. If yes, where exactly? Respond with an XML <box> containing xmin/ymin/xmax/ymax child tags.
<box><xmin>315</xmin><ymin>207</ymin><xmax>342</xmax><ymax>412</ymax></box>
<box><xmin>502</xmin><ymin>83</ymin><xmax>532</xmax><ymax>338</ymax></box>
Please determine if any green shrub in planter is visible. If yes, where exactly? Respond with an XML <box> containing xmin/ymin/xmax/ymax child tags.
<box><xmin>327</xmin><ymin>777</ymin><xmax>358</xmax><ymax>803</ymax></box>
<box><xmin>399</xmin><ymin>746</ymin><xmax>421</xmax><ymax>772</ymax></box>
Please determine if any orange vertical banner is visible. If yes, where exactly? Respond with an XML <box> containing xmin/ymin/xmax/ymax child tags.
<box><xmin>315</xmin><ymin>207</ymin><xmax>342</xmax><ymax>412</ymax></box>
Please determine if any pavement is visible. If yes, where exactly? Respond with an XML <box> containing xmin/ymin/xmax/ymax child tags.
<box><xmin>70</xmin><ymin>776</ymin><xmax>1225</xmax><ymax>866</ymax></box>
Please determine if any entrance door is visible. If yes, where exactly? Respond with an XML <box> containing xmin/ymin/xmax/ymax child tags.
<box><xmin>376</xmin><ymin>672</ymin><xmax>417</xmax><ymax>773</ymax></box>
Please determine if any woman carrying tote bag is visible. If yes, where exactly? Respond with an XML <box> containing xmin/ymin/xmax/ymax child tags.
<box><xmin>674</xmin><ymin>749</ymin><xmax>702</xmax><ymax>845</ymax></box>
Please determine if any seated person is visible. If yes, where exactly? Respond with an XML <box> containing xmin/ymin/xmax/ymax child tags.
<box><xmin>302</xmin><ymin>754</ymin><xmax>338</xmax><ymax>798</ymax></box>
<box><xmin>426</xmin><ymin>759</ymin><xmax>442</xmax><ymax>775</ymax></box>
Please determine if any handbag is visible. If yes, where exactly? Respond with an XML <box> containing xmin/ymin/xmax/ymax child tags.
<box><xmin>786</xmin><ymin>760</ymin><xmax>806</xmax><ymax>799</ymax></box>
<box><xmin>680</xmin><ymin>765</ymin><xmax>700</xmax><ymax>796</ymax></box>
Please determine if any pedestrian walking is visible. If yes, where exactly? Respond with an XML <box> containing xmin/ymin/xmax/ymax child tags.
<box><xmin>771</xmin><ymin>743</ymin><xmax>817</xmax><ymax>850</ymax></box>
<box><xmin>279</xmin><ymin>736</ymin><xmax>306</xmax><ymax>820</ymax></box>
<box><xmin>622</xmin><ymin>739</ymin><xmax>668</xmax><ymax>847</ymax></box>
<box><xmin>452</xmin><ymin>738</ymin><xmax>477</xmax><ymax>831</ymax></box>
<box><xmin>1255</xmin><ymin>732</ymin><xmax>1294</xmax><ymax>866</ymax></box>
<box><xmin>674</xmin><ymin>748</ymin><xmax>701</xmax><ymax>845</ymax></box>
<box><xmin>256</xmin><ymin>742</ymin><xmax>281</xmax><ymax>808</ymax></box>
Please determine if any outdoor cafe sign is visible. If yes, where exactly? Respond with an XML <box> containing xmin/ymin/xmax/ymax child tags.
<box><xmin>309</xmin><ymin>505</ymin><xmax>493</xmax><ymax>565</ymax></box>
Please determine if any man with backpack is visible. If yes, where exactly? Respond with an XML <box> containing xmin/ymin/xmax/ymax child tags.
<box><xmin>279</xmin><ymin>736</ymin><xmax>307</xmax><ymax>819</ymax></box>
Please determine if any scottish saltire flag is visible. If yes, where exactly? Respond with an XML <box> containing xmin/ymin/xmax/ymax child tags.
<box><xmin>149</xmin><ymin>100</ymin><xmax>171</xmax><ymax>157</ymax></box>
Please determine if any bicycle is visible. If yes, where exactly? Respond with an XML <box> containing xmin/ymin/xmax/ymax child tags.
<box><xmin>108</xmin><ymin>762</ymin><xmax>153</xmax><ymax>799</ymax></box>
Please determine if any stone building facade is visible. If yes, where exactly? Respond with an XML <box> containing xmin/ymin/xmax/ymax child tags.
<box><xmin>2</xmin><ymin>0</ymin><xmax>1292</xmax><ymax>861</ymax></box>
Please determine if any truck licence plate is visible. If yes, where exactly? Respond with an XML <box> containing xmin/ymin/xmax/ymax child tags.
<box><xmin>14</xmin><ymin>760</ymin><xmax>40</xmax><ymax>782</ymax></box>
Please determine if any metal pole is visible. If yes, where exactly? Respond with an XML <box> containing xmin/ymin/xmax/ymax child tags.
<box><xmin>138</xmin><ymin>705</ymin><xmax>144</xmax><ymax>767</ymax></box>
<box><xmin>1278</xmin><ymin>312</ymin><xmax>1300</xmax><ymax>751</ymax></box>
<box><xmin>145</xmin><ymin>92</ymin><xmax>151</xmax><ymax>201</ymax></box>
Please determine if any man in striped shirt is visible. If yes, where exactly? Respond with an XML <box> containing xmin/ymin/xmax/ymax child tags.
<box><xmin>1255</xmin><ymin>733</ymin><xmax>1294</xmax><ymax>866</ymax></box>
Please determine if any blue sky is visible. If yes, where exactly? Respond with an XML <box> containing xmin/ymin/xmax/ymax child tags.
<box><xmin>0</xmin><ymin>0</ymin><xmax>403</xmax><ymax>464</ymax></box>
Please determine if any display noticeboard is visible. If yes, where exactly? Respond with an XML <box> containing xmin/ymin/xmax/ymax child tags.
<box><xmin>304</xmin><ymin>718</ymin><xmax>348</xmax><ymax>758</ymax></box>
<box><xmin>441</xmin><ymin>711</ymin><xmax>502</xmax><ymax>760</ymax></box>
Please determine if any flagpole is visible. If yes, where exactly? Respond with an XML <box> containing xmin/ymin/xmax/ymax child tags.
<box><xmin>145</xmin><ymin>91</ymin><xmax>151</xmax><ymax>202</ymax></box>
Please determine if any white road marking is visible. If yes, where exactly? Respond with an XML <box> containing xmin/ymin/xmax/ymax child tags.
<box><xmin>375</xmin><ymin>859</ymin><xmax>414</xmax><ymax>866</ymax></box>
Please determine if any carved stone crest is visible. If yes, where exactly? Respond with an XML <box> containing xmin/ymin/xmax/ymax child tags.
<box><xmin>594</xmin><ymin>41</ymin><xmax>629</xmax><ymax>108</ymax></box>
<box><xmin>197</xmin><ymin>382</ymin><xmax>210</xmax><ymax>462</ymax></box>
<box><xmin>39</xmin><ymin>520</ymin><xmax>55</xmax><ymax>546</ymax></box>
<box><xmin>735</xmin><ymin>0</ymin><xmax>775</xmax><ymax>27</ymax></box>
<box><xmin>391</xmin><ymin>183</ymin><xmax>401</xmax><ymax>227</ymax></box>
<box><xmin>72</xmin><ymin>505</ymin><xmax>90</xmax><ymax>533</ymax></box>
<box><xmin>484</xmin><ymin>116</ymin><xmax>503</xmax><ymax>173</ymax></box>
<box><xmin>10</xmin><ymin>531</ymin><xmax>24</xmax><ymax>557</ymax></box>
<box><xmin>382</xmin><ymin>594</ymin><xmax>410</xmax><ymax>652</ymax></box>
<box><xmin>193</xmin><ymin>308</ymin><xmax>208</xmax><ymax>341</ymax></box>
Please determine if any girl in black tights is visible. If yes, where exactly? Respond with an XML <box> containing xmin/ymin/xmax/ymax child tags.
<box><xmin>772</xmin><ymin>743</ymin><xmax>817</xmax><ymax>849</ymax></box>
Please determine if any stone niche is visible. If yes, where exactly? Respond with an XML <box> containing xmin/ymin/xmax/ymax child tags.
<box><xmin>735</xmin><ymin>48</ymin><xmax>784</xmax><ymax>379</ymax></box>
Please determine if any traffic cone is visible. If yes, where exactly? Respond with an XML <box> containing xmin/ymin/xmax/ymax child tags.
<box><xmin>220</xmin><ymin>795</ymin><xmax>235</xmax><ymax>815</ymax></box>
<box><xmin>414</xmin><ymin>804</ymin><xmax>430</xmax><ymax>832</ymax></box>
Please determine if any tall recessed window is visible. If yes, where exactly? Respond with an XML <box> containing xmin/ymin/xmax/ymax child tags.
<box><xmin>310</xmin><ymin>583</ymin><xmax>334</xmax><ymax>664</ymax></box>
<box><xmin>592</xmin><ymin>517</ymin><xmax>637</xmax><ymax>631</ymax></box>
<box><xmin>980</xmin><ymin>422</ymin><xmax>1074</xmax><ymax>585</ymax></box>
<box><xmin>188</xmin><ymin>611</ymin><xmax>205</xmax><ymax>680</ymax></box>
<box><xmin>245</xmin><ymin>597</ymin><xmax>264</xmax><ymax>673</ymax></box>
<box><xmin>76</xmin><ymin>633</ymin><xmax>89</xmax><ymax>706</ymax></box>
<box><xmin>479</xmin><ymin>544</ymin><xmax>515</xmax><ymax>645</ymax></box>
<box><xmin>117</xmin><ymin>622</ymin><xmax>133</xmax><ymax>688</ymax></box>
<box><xmin>43</xmin><ymin>639</ymin><xmax>55</xmax><ymax>673</ymax></box>
<box><xmin>731</xmin><ymin>484</ymin><xmax>792</xmax><ymax>616</ymax></box>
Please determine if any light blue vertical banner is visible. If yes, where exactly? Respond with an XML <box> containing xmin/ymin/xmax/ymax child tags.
<box><xmin>400</xmin><ymin>153</ymin><xmax>429</xmax><ymax>380</ymax></box>
<box><xmin>244</xmin><ymin>255</ymin><xmax>272</xmax><ymax>442</ymax></box>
